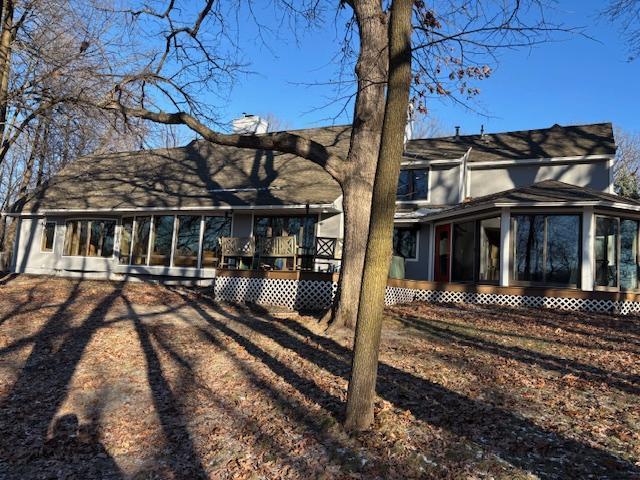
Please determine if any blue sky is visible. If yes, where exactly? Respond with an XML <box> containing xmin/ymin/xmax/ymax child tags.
<box><xmin>215</xmin><ymin>0</ymin><xmax>639</xmax><ymax>137</ymax></box>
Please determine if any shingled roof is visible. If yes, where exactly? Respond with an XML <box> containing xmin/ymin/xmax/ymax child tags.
<box><xmin>405</xmin><ymin>122</ymin><xmax>616</xmax><ymax>162</ymax></box>
<box><xmin>16</xmin><ymin>125</ymin><xmax>350</xmax><ymax>213</ymax></box>
<box><xmin>424</xmin><ymin>180</ymin><xmax>640</xmax><ymax>221</ymax></box>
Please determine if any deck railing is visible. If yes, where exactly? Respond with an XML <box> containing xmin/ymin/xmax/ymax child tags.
<box><xmin>219</xmin><ymin>235</ymin><xmax>342</xmax><ymax>270</ymax></box>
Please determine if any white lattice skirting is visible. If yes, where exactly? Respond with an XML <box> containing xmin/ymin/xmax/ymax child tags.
<box><xmin>213</xmin><ymin>277</ymin><xmax>639</xmax><ymax>315</ymax></box>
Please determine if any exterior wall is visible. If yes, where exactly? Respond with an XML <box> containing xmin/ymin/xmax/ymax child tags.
<box><xmin>13</xmin><ymin>216</ymin><xmax>126</xmax><ymax>279</ymax></box>
<box><xmin>316</xmin><ymin>212</ymin><xmax>342</xmax><ymax>238</ymax></box>
<box><xmin>404</xmin><ymin>223</ymin><xmax>430</xmax><ymax>280</ymax></box>
<box><xmin>469</xmin><ymin>160</ymin><xmax>610</xmax><ymax>198</ymax></box>
<box><xmin>429</xmin><ymin>165</ymin><xmax>461</xmax><ymax>205</ymax></box>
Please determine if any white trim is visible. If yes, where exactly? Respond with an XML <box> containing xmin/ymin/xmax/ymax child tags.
<box><xmin>581</xmin><ymin>207</ymin><xmax>595</xmax><ymax>291</ymax></box>
<box><xmin>608</xmin><ymin>156</ymin><xmax>615</xmax><ymax>194</ymax></box>
<box><xmin>401</xmin><ymin>153</ymin><xmax>613</xmax><ymax>168</ymax></box>
<box><xmin>39</xmin><ymin>220</ymin><xmax>57</xmax><ymax>254</ymax></box>
<box><xmin>499</xmin><ymin>208</ymin><xmax>511</xmax><ymax>287</ymax></box>
<box><xmin>458</xmin><ymin>147</ymin><xmax>472</xmax><ymax>202</ymax></box>
<box><xmin>467</xmin><ymin>154</ymin><xmax>614</xmax><ymax>169</ymax></box>
<box><xmin>422</xmin><ymin>199</ymin><xmax>640</xmax><ymax>223</ymax></box>
<box><xmin>169</xmin><ymin>215</ymin><xmax>178</xmax><ymax>268</ymax></box>
<box><xmin>6</xmin><ymin>203</ymin><xmax>340</xmax><ymax>217</ymax></box>
<box><xmin>197</xmin><ymin>216</ymin><xmax>205</xmax><ymax>269</ymax></box>
<box><xmin>147</xmin><ymin>215</ymin><xmax>154</xmax><ymax>266</ymax></box>
<box><xmin>401</xmin><ymin>157</ymin><xmax>462</xmax><ymax>167</ymax></box>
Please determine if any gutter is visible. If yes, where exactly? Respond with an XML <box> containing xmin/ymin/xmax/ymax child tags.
<box><xmin>4</xmin><ymin>202</ymin><xmax>342</xmax><ymax>217</ymax></box>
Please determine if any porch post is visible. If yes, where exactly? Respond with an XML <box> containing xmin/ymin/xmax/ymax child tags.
<box><xmin>426</xmin><ymin>223</ymin><xmax>435</xmax><ymax>281</ymax></box>
<box><xmin>581</xmin><ymin>206</ymin><xmax>595</xmax><ymax>291</ymax></box>
<box><xmin>499</xmin><ymin>207</ymin><xmax>510</xmax><ymax>287</ymax></box>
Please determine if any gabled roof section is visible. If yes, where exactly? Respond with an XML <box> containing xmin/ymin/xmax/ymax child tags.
<box><xmin>424</xmin><ymin>180</ymin><xmax>640</xmax><ymax>221</ymax></box>
<box><xmin>406</xmin><ymin>122</ymin><xmax>615</xmax><ymax>162</ymax></box>
<box><xmin>15</xmin><ymin>125</ymin><xmax>350</xmax><ymax>213</ymax></box>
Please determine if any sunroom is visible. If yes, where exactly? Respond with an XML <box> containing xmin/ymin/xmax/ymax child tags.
<box><xmin>421</xmin><ymin>180</ymin><xmax>640</xmax><ymax>294</ymax></box>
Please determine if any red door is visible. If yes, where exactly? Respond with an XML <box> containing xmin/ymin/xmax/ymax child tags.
<box><xmin>434</xmin><ymin>224</ymin><xmax>451</xmax><ymax>282</ymax></box>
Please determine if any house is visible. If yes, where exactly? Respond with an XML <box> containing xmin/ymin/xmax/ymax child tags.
<box><xmin>7</xmin><ymin>119</ymin><xmax>639</xmax><ymax>313</ymax></box>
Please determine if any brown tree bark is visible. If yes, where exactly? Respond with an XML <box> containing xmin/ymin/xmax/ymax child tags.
<box><xmin>344</xmin><ymin>0</ymin><xmax>412</xmax><ymax>430</ymax></box>
<box><xmin>0</xmin><ymin>0</ymin><xmax>13</xmax><ymax>143</ymax></box>
<box><xmin>103</xmin><ymin>1</ymin><xmax>389</xmax><ymax>330</ymax></box>
<box><xmin>328</xmin><ymin>0</ymin><xmax>388</xmax><ymax>329</ymax></box>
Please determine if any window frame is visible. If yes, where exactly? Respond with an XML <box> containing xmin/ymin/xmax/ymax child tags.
<box><xmin>392</xmin><ymin>226</ymin><xmax>420</xmax><ymax>261</ymax></box>
<box><xmin>40</xmin><ymin>220</ymin><xmax>56</xmax><ymax>253</ymax></box>
<box><xmin>395</xmin><ymin>166</ymin><xmax>431</xmax><ymax>204</ymax></box>
<box><xmin>61</xmin><ymin>218</ymin><xmax>117</xmax><ymax>259</ymax></box>
<box><xmin>510</xmin><ymin>213</ymin><xmax>582</xmax><ymax>289</ymax></box>
<box><xmin>594</xmin><ymin>214</ymin><xmax>640</xmax><ymax>293</ymax></box>
<box><xmin>117</xmin><ymin>213</ymin><xmax>232</xmax><ymax>270</ymax></box>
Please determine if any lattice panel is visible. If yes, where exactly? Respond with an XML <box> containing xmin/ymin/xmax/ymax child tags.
<box><xmin>385</xmin><ymin>287</ymin><xmax>633</xmax><ymax>314</ymax></box>
<box><xmin>214</xmin><ymin>277</ymin><xmax>640</xmax><ymax>315</ymax></box>
<box><xmin>214</xmin><ymin>276</ymin><xmax>339</xmax><ymax>310</ymax></box>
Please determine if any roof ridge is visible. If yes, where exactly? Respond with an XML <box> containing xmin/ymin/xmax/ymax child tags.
<box><xmin>408</xmin><ymin>121</ymin><xmax>613</xmax><ymax>142</ymax></box>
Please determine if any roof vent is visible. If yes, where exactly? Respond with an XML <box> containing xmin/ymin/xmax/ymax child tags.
<box><xmin>232</xmin><ymin>114</ymin><xmax>269</xmax><ymax>134</ymax></box>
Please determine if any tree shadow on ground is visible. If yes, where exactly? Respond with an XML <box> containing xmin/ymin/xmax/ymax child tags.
<box><xmin>395</xmin><ymin>314</ymin><xmax>640</xmax><ymax>394</ymax></box>
<box><xmin>0</xmin><ymin>282</ymin><xmax>125</xmax><ymax>479</ymax></box>
<box><xmin>173</xmin><ymin>291</ymin><xmax>639</xmax><ymax>479</ymax></box>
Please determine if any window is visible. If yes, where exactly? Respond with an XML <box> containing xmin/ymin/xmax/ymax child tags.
<box><xmin>451</xmin><ymin>221</ymin><xmax>475</xmax><ymax>282</ymax></box>
<box><xmin>150</xmin><ymin>215</ymin><xmax>175</xmax><ymax>266</ymax></box>
<box><xmin>173</xmin><ymin>216</ymin><xmax>201</xmax><ymax>268</ymax></box>
<box><xmin>595</xmin><ymin>216</ymin><xmax>618</xmax><ymax>288</ymax></box>
<box><xmin>201</xmin><ymin>216</ymin><xmax>231</xmax><ymax>268</ymax></box>
<box><xmin>41</xmin><ymin>221</ymin><xmax>55</xmax><ymax>252</ymax></box>
<box><xmin>396</xmin><ymin>169</ymin><xmax>428</xmax><ymax>201</ymax></box>
<box><xmin>620</xmin><ymin>219</ymin><xmax>638</xmax><ymax>290</ymax></box>
<box><xmin>479</xmin><ymin>217</ymin><xmax>500</xmax><ymax>282</ymax></box>
<box><xmin>131</xmin><ymin>216</ymin><xmax>151</xmax><ymax>265</ymax></box>
<box><xmin>546</xmin><ymin>216</ymin><xmax>580</xmax><ymax>285</ymax></box>
<box><xmin>63</xmin><ymin>219</ymin><xmax>116</xmax><ymax>257</ymax></box>
<box><xmin>513</xmin><ymin>214</ymin><xmax>580</xmax><ymax>286</ymax></box>
<box><xmin>393</xmin><ymin>227</ymin><xmax>417</xmax><ymax>259</ymax></box>
<box><xmin>119</xmin><ymin>218</ymin><xmax>133</xmax><ymax>264</ymax></box>
<box><xmin>253</xmin><ymin>215</ymin><xmax>317</xmax><ymax>269</ymax></box>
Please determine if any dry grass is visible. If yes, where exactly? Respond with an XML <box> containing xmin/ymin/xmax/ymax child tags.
<box><xmin>0</xmin><ymin>275</ymin><xmax>638</xmax><ymax>479</ymax></box>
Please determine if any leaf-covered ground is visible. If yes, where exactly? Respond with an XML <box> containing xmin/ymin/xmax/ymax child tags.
<box><xmin>0</xmin><ymin>275</ymin><xmax>638</xmax><ymax>479</ymax></box>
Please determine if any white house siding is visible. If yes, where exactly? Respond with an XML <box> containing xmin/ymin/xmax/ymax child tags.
<box><xmin>316</xmin><ymin>212</ymin><xmax>342</xmax><ymax>238</ymax></box>
<box><xmin>469</xmin><ymin>160</ymin><xmax>610</xmax><ymax>198</ymax></box>
<box><xmin>429</xmin><ymin>165</ymin><xmax>461</xmax><ymax>205</ymax></box>
<box><xmin>12</xmin><ymin>216</ymin><xmax>121</xmax><ymax>279</ymax></box>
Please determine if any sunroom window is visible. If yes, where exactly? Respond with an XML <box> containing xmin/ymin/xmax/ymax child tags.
<box><xmin>150</xmin><ymin>215</ymin><xmax>175</xmax><ymax>267</ymax></box>
<box><xmin>173</xmin><ymin>215</ymin><xmax>201</xmax><ymax>268</ymax></box>
<box><xmin>479</xmin><ymin>217</ymin><xmax>500</xmax><ymax>282</ymax></box>
<box><xmin>595</xmin><ymin>216</ymin><xmax>618</xmax><ymax>288</ymax></box>
<box><xmin>512</xmin><ymin>214</ymin><xmax>580</xmax><ymax>287</ymax></box>
<box><xmin>41</xmin><ymin>221</ymin><xmax>55</xmax><ymax>252</ymax></box>
<box><xmin>201</xmin><ymin>216</ymin><xmax>231</xmax><ymax>268</ymax></box>
<box><xmin>63</xmin><ymin>219</ymin><xmax>116</xmax><ymax>257</ymax></box>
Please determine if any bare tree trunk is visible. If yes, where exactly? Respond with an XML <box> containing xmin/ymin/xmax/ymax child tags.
<box><xmin>328</xmin><ymin>0</ymin><xmax>388</xmax><ymax>329</ymax></box>
<box><xmin>344</xmin><ymin>0</ymin><xmax>412</xmax><ymax>430</ymax></box>
<box><xmin>0</xmin><ymin>0</ymin><xmax>13</xmax><ymax>144</ymax></box>
<box><xmin>17</xmin><ymin>121</ymin><xmax>43</xmax><ymax>199</ymax></box>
